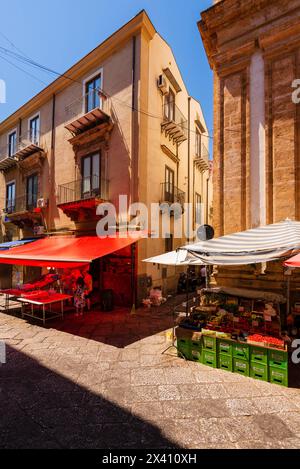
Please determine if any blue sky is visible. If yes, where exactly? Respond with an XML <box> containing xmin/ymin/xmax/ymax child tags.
<box><xmin>0</xmin><ymin>0</ymin><xmax>213</xmax><ymax>144</ymax></box>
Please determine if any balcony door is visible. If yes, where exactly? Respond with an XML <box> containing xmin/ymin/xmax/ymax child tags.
<box><xmin>27</xmin><ymin>173</ymin><xmax>38</xmax><ymax>210</ymax></box>
<box><xmin>6</xmin><ymin>182</ymin><xmax>15</xmax><ymax>214</ymax></box>
<box><xmin>29</xmin><ymin>115</ymin><xmax>40</xmax><ymax>145</ymax></box>
<box><xmin>82</xmin><ymin>153</ymin><xmax>100</xmax><ymax>199</ymax></box>
<box><xmin>8</xmin><ymin>131</ymin><xmax>17</xmax><ymax>157</ymax></box>
<box><xmin>165</xmin><ymin>166</ymin><xmax>175</xmax><ymax>203</ymax></box>
<box><xmin>85</xmin><ymin>74</ymin><xmax>102</xmax><ymax>113</ymax></box>
<box><xmin>164</xmin><ymin>88</ymin><xmax>175</xmax><ymax>122</ymax></box>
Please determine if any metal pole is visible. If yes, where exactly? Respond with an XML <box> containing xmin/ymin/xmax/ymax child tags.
<box><xmin>186</xmin><ymin>266</ymin><xmax>190</xmax><ymax>317</ymax></box>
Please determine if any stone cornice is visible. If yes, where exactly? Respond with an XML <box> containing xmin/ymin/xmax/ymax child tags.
<box><xmin>199</xmin><ymin>0</ymin><xmax>300</xmax><ymax>70</ymax></box>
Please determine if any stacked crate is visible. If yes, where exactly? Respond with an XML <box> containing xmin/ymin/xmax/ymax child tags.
<box><xmin>268</xmin><ymin>349</ymin><xmax>288</xmax><ymax>387</ymax></box>
<box><xmin>202</xmin><ymin>335</ymin><xmax>217</xmax><ymax>368</ymax></box>
<box><xmin>250</xmin><ymin>346</ymin><xmax>269</xmax><ymax>381</ymax></box>
<box><xmin>232</xmin><ymin>343</ymin><xmax>250</xmax><ymax>376</ymax></box>
<box><xmin>218</xmin><ymin>339</ymin><xmax>233</xmax><ymax>372</ymax></box>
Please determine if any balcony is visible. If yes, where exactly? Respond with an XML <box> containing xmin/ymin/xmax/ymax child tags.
<box><xmin>3</xmin><ymin>194</ymin><xmax>44</xmax><ymax>228</ymax></box>
<box><xmin>194</xmin><ymin>143</ymin><xmax>210</xmax><ymax>172</ymax></box>
<box><xmin>64</xmin><ymin>92</ymin><xmax>112</xmax><ymax>138</ymax></box>
<box><xmin>0</xmin><ymin>131</ymin><xmax>44</xmax><ymax>172</ymax></box>
<box><xmin>57</xmin><ymin>175</ymin><xmax>109</xmax><ymax>222</ymax></box>
<box><xmin>160</xmin><ymin>182</ymin><xmax>185</xmax><ymax>206</ymax></box>
<box><xmin>161</xmin><ymin>103</ymin><xmax>188</xmax><ymax>146</ymax></box>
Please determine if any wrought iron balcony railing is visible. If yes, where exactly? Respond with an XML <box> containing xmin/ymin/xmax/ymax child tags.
<box><xmin>161</xmin><ymin>102</ymin><xmax>188</xmax><ymax>145</ymax></box>
<box><xmin>3</xmin><ymin>193</ymin><xmax>41</xmax><ymax>215</ymax></box>
<box><xmin>194</xmin><ymin>143</ymin><xmax>210</xmax><ymax>171</ymax></box>
<box><xmin>160</xmin><ymin>182</ymin><xmax>185</xmax><ymax>206</ymax></box>
<box><xmin>0</xmin><ymin>130</ymin><xmax>42</xmax><ymax>164</ymax></box>
<box><xmin>57</xmin><ymin>175</ymin><xmax>109</xmax><ymax>205</ymax></box>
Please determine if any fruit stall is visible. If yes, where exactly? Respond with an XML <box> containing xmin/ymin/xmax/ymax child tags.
<box><xmin>176</xmin><ymin>286</ymin><xmax>289</xmax><ymax>387</ymax></box>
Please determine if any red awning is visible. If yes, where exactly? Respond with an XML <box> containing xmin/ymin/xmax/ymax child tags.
<box><xmin>0</xmin><ymin>234</ymin><xmax>143</xmax><ymax>268</ymax></box>
<box><xmin>284</xmin><ymin>254</ymin><xmax>300</xmax><ymax>268</ymax></box>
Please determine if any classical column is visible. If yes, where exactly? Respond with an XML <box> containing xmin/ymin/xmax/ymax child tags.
<box><xmin>250</xmin><ymin>51</ymin><xmax>266</xmax><ymax>227</ymax></box>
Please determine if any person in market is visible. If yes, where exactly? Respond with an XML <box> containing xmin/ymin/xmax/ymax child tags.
<box><xmin>83</xmin><ymin>267</ymin><xmax>93</xmax><ymax>311</ymax></box>
<box><xmin>74</xmin><ymin>276</ymin><xmax>86</xmax><ymax>317</ymax></box>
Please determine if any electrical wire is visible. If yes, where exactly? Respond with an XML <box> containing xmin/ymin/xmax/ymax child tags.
<box><xmin>0</xmin><ymin>36</ymin><xmax>214</xmax><ymax>141</ymax></box>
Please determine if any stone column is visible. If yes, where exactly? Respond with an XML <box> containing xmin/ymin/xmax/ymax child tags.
<box><xmin>250</xmin><ymin>51</ymin><xmax>266</xmax><ymax>227</ymax></box>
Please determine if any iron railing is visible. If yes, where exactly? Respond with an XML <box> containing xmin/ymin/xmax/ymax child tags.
<box><xmin>160</xmin><ymin>182</ymin><xmax>185</xmax><ymax>206</ymax></box>
<box><xmin>162</xmin><ymin>102</ymin><xmax>188</xmax><ymax>140</ymax></box>
<box><xmin>3</xmin><ymin>193</ymin><xmax>41</xmax><ymax>214</ymax></box>
<box><xmin>65</xmin><ymin>91</ymin><xmax>111</xmax><ymax>121</ymax></box>
<box><xmin>0</xmin><ymin>130</ymin><xmax>41</xmax><ymax>162</ymax></box>
<box><xmin>57</xmin><ymin>175</ymin><xmax>109</xmax><ymax>205</ymax></box>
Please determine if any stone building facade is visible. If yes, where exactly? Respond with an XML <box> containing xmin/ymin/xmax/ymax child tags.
<box><xmin>0</xmin><ymin>11</ymin><xmax>212</xmax><ymax>300</ymax></box>
<box><xmin>199</xmin><ymin>0</ymin><xmax>300</xmax><ymax>295</ymax></box>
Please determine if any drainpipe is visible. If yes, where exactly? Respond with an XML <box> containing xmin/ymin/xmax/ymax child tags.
<box><xmin>187</xmin><ymin>97</ymin><xmax>191</xmax><ymax>240</ymax></box>
<box><xmin>131</xmin><ymin>36</ymin><xmax>137</xmax><ymax>309</ymax></box>
<box><xmin>49</xmin><ymin>94</ymin><xmax>56</xmax><ymax>233</ymax></box>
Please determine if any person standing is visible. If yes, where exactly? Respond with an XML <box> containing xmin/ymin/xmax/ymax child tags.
<box><xmin>83</xmin><ymin>268</ymin><xmax>93</xmax><ymax>311</ymax></box>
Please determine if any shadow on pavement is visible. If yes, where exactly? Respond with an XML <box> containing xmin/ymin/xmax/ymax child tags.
<box><xmin>0</xmin><ymin>345</ymin><xmax>180</xmax><ymax>449</ymax></box>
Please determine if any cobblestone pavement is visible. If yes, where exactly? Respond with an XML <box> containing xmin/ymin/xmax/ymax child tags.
<box><xmin>1</xmin><ymin>298</ymin><xmax>300</xmax><ymax>449</ymax></box>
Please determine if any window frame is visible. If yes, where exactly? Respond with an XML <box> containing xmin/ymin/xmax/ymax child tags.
<box><xmin>7</xmin><ymin>129</ymin><xmax>17</xmax><ymax>158</ymax></box>
<box><xmin>165</xmin><ymin>165</ymin><xmax>175</xmax><ymax>203</ymax></box>
<box><xmin>195</xmin><ymin>192</ymin><xmax>202</xmax><ymax>226</ymax></box>
<box><xmin>195</xmin><ymin>128</ymin><xmax>202</xmax><ymax>157</ymax></box>
<box><xmin>6</xmin><ymin>180</ymin><xmax>16</xmax><ymax>213</ymax></box>
<box><xmin>83</xmin><ymin>68</ymin><xmax>103</xmax><ymax>114</ymax></box>
<box><xmin>28</xmin><ymin>112</ymin><xmax>40</xmax><ymax>145</ymax></box>
<box><xmin>81</xmin><ymin>152</ymin><xmax>101</xmax><ymax>198</ymax></box>
<box><xmin>164</xmin><ymin>87</ymin><xmax>176</xmax><ymax>122</ymax></box>
<box><xmin>26</xmin><ymin>173</ymin><xmax>39</xmax><ymax>210</ymax></box>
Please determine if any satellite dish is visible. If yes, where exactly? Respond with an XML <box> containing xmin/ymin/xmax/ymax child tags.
<box><xmin>197</xmin><ymin>224</ymin><xmax>214</xmax><ymax>241</ymax></box>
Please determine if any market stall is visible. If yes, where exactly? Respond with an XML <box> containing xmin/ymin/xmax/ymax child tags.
<box><xmin>176</xmin><ymin>287</ymin><xmax>288</xmax><ymax>386</ymax></box>
<box><xmin>144</xmin><ymin>220</ymin><xmax>300</xmax><ymax>387</ymax></box>
<box><xmin>0</xmin><ymin>233</ymin><xmax>143</xmax><ymax>321</ymax></box>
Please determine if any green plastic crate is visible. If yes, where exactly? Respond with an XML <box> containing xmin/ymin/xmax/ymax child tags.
<box><xmin>233</xmin><ymin>358</ymin><xmax>250</xmax><ymax>376</ymax></box>
<box><xmin>269</xmin><ymin>366</ymin><xmax>288</xmax><ymax>387</ymax></box>
<box><xmin>250</xmin><ymin>362</ymin><xmax>268</xmax><ymax>382</ymax></box>
<box><xmin>268</xmin><ymin>349</ymin><xmax>288</xmax><ymax>370</ymax></box>
<box><xmin>190</xmin><ymin>340</ymin><xmax>202</xmax><ymax>362</ymax></box>
<box><xmin>250</xmin><ymin>346</ymin><xmax>268</xmax><ymax>365</ymax></box>
<box><xmin>202</xmin><ymin>349</ymin><xmax>217</xmax><ymax>368</ymax></box>
<box><xmin>233</xmin><ymin>343</ymin><xmax>250</xmax><ymax>361</ymax></box>
<box><xmin>202</xmin><ymin>335</ymin><xmax>217</xmax><ymax>352</ymax></box>
<box><xmin>218</xmin><ymin>339</ymin><xmax>233</xmax><ymax>356</ymax></box>
<box><xmin>177</xmin><ymin>338</ymin><xmax>191</xmax><ymax>360</ymax></box>
<box><xmin>218</xmin><ymin>353</ymin><xmax>233</xmax><ymax>372</ymax></box>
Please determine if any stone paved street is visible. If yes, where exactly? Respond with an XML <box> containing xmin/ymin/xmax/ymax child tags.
<box><xmin>1</xmin><ymin>298</ymin><xmax>300</xmax><ymax>449</ymax></box>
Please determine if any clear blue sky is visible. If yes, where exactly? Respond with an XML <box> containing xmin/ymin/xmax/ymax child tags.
<box><xmin>0</xmin><ymin>0</ymin><xmax>213</xmax><ymax>144</ymax></box>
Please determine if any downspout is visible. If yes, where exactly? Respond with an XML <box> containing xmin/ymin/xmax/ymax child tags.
<box><xmin>187</xmin><ymin>97</ymin><xmax>191</xmax><ymax>240</ymax></box>
<box><xmin>131</xmin><ymin>36</ymin><xmax>137</xmax><ymax>309</ymax></box>
<box><xmin>48</xmin><ymin>93</ymin><xmax>56</xmax><ymax>233</ymax></box>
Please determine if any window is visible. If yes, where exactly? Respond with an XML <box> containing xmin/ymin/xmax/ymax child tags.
<box><xmin>6</xmin><ymin>182</ymin><xmax>15</xmax><ymax>213</ymax></box>
<box><xmin>165</xmin><ymin>233</ymin><xmax>173</xmax><ymax>253</ymax></box>
<box><xmin>195</xmin><ymin>192</ymin><xmax>202</xmax><ymax>225</ymax></box>
<box><xmin>82</xmin><ymin>153</ymin><xmax>100</xmax><ymax>198</ymax></box>
<box><xmin>26</xmin><ymin>174</ymin><xmax>38</xmax><ymax>210</ymax></box>
<box><xmin>165</xmin><ymin>166</ymin><xmax>175</xmax><ymax>203</ymax></box>
<box><xmin>8</xmin><ymin>131</ymin><xmax>17</xmax><ymax>157</ymax></box>
<box><xmin>164</xmin><ymin>88</ymin><xmax>175</xmax><ymax>122</ymax></box>
<box><xmin>195</xmin><ymin>128</ymin><xmax>201</xmax><ymax>157</ymax></box>
<box><xmin>85</xmin><ymin>74</ymin><xmax>102</xmax><ymax>113</ymax></box>
<box><xmin>29</xmin><ymin>115</ymin><xmax>40</xmax><ymax>145</ymax></box>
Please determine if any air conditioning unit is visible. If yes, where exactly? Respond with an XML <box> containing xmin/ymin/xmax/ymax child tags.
<box><xmin>157</xmin><ymin>75</ymin><xmax>168</xmax><ymax>95</ymax></box>
<box><xmin>37</xmin><ymin>198</ymin><xmax>47</xmax><ymax>209</ymax></box>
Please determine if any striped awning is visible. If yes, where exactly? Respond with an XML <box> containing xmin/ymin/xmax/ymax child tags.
<box><xmin>144</xmin><ymin>220</ymin><xmax>300</xmax><ymax>266</ymax></box>
<box><xmin>183</xmin><ymin>220</ymin><xmax>300</xmax><ymax>265</ymax></box>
